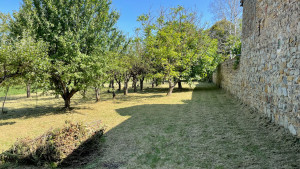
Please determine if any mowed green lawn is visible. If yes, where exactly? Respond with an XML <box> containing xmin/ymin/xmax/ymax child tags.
<box><xmin>0</xmin><ymin>82</ymin><xmax>299</xmax><ymax>168</ymax></box>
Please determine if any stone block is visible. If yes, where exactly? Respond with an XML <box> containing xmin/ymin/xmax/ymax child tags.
<box><xmin>288</xmin><ymin>124</ymin><xmax>297</xmax><ymax>135</ymax></box>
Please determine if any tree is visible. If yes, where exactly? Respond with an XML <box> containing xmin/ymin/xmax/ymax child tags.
<box><xmin>190</xmin><ymin>35</ymin><xmax>220</xmax><ymax>82</ymax></box>
<box><xmin>0</xmin><ymin>33</ymin><xmax>49</xmax><ymax>87</ymax></box>
<box><xmin>209</xmin><ymin>0</ymin><xmax>242</xmax><ymax>59</ymax></box>
<box><xmin>209</xmin><ymin>19</ymin><xmax>234</xmax><ymax>57</ymax></box>
<box><xmin>132</xmin><ymin>29</ymin><xmax>152</xmax><ymax>91</ymax></box>
<box><xmin>89</xmin><ymin>33</ymin><xmax>128</xmax><ymax>101</ymax></box>
<box><xmin>140</xmin><ymin>6</ymin><xmax>212</xmax><ymax>95</ymax></box>
<box><xmin>120</xmin><ymin>48</ymin><xmax>135</xmax><ymax>96</ymax></box>
<box><xmin>84</xmin><ymin>52</ymin><xmax>108</xmax><ymax>102</ymax></box>
<box><xmin>209</xmin><ymin>0</ymin><xmax>242</xmax><ymax>36</ymax></box>
<box><xmin>11</xmin><ymin>0</ymin><xmax>120</xmax><ymax>108</ymax></box>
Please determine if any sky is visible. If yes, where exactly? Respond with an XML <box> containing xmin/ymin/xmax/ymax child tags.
<box><xmin>0</xmin><ymin>0</ymin><xmax>214</xmax><ymax>37</ymax></box>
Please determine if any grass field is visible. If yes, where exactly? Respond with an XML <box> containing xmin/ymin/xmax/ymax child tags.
<box><xmin>0</xmin><ymin>86</ymin><xmax>27</xmax><ymax>97</ymax></box>
<box><xmin>0</xmin><ymin>82</ymin><xmax>299</xmax><ymax>168</ymax></box>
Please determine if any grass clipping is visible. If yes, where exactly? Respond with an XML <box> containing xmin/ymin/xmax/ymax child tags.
<box><xmin>0</xmin><ymin>121</ymin><xmax>105</xmax><ymax>167</ymax></box>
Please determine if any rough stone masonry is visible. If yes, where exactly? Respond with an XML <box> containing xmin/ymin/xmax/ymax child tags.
<box><xmin>213</xmin><ymin>0</ymin><xmax>300</xmax><ymax>137</ymax></box>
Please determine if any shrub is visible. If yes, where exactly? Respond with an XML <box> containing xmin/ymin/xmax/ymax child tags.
<box><xmin>0</xmin><ymin>121</ymin><xmax>105</xmax><ymax>167</ymax></box>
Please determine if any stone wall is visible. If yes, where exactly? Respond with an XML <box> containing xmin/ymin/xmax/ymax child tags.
<box><xmin>213</xmin><ymin>0</ymin><xmax>300</xmax><ymax>137</ymax></box>
<box><xmin>213</xmin><ymin>59</ymin><xmax>240</xmax><ymax>95</ymax></box>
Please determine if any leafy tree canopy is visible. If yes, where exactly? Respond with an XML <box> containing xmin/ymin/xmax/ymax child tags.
<box><xmin>11</xmin><ymin>0</ymin><xmax>122</xmax><ymax>108</ymax></box>
<box><xmin>139</xmin><ymin>6</ymin><xmax>220</xmax><ymax>95</ymax></box>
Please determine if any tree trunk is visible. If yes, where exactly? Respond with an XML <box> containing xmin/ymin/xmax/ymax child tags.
<box><xmin>82</xmin><ymin>88</ymin><xmax>87</xmax><ymax>99</ymax></box>
<box><xmin>111</xmin><ymin>80</ymin><xmax>115</xmax><ymax>89</ymax></box>
<box><xmin>140</xmin><ymin>77</ymin><xmax>144</xmax><ymax>91</ymax></box>
<box><xmin>133</xmin><ymin>76</ymin><xmax>137</xmax><ymax>92</ymax></box>
<box><xmin>178</xmin><ymin>80</ymin><xmax>182</xmax><ymax>89</ymax></box>
<box><xmin>155</xmin><ymin>79</ymin><xmax>159</xmax><ymax>87</ymax></box>
<box><xmin>95</xmin><ymin>88</ymin><xmax>100</xmax><ymax>102</ymax></box>
<box><xmin>112</xmin><ymin>91</ymin><xmax>116</xmax><ymax>99</ymax></box>
<box><xmin>167</xmin><ymin>79</ymin><xmax>176</xmax><ymax>96</ymax></box>
<box><xmin>62</xmin><ymin>90</ymin><xmax>77</xmax><ymax>109</ymax></box>
<box><xmin>27</xmin><ymin>84</ymin><xmax>31</xmax><ymax>98</ymax></box>
<box><xmin>124</xmin><ymin>80</ymin><xmax>129</xmax><ymax>95</ymax></box>
<box><xmin>2</xmin><ymin>87</ymin><xmax>9</xmax><ymax>114</ymax></box>
<box><xmin>64</xmin><ymin>97</ymin><xmax>71</xmax><ymax>109</ymax></box>
<box><xmin>118</xmin><ymin>81</ymin><xmax>121</xmax><ymax>91</ymax></box>
<box><xmin>152</xmin><ymin>78</ymin><xmax>155</xmax><ymax>88</ymax></box>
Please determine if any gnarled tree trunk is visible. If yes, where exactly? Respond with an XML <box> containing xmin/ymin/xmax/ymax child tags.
<box><xmin>62</xmin><ymin>89</ymin><xmax>77</xmax><ymax>109</ymax></box>
<box><xmin>167</xmin><ymin>79</ymin><xmax>177</xmax><ymax>96</ymax></box>
<box><xmin>64</xmin><ymin>97</ymin><xmax>71</xmax><ymax>108</ymax></box>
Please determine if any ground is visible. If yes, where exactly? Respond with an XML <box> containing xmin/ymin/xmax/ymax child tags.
<box><xmin>0</xmin><ymin>82</ymin><xmax>299</xmax><ymax>168</ymax></box>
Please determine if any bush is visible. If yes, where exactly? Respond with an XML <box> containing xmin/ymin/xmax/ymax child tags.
<box><xmin>0</xmin><ymin>121</ymin><xmax>105</xmax><ymax>167</ymax></box>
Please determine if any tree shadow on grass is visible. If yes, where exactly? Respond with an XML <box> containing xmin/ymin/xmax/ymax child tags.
<box><xmin>114</xmin><ymin>94</ymin><xmax>164</xmax><ymax>103</ymax></box>
<box><xmin>0</xmin><ymin>95</ymin><xmax>28</xmax><ymax>101</ymax></box>
<box><xmin>0</xmin><ymin>121</ymin><xmax>16</xmax><ymax>126</ymax></box>
<box><xmin>0</xmin><ymin>106</ymin><xmax>65</xmax><ymax>121</ymax></box>
<box><xmin>0</xmin><ymin>87</ymin><xmax>168</xmax><ymax>121</ymax></box>
<box><xmin>139</xmin><ymin>87</ymin><xmax>194</xmax><ymax>94</ymax></box>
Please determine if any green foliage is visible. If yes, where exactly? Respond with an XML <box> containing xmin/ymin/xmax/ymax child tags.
<box><xmin>0</xmin><ymin>121</ymin><xmax>104</xmax><ymax>167</ymax></box>
<box><xmin>230</xmin><ymin>36</ymin><xmax>241</xmax><ymax>56</ymax></box>
<box><xmin>233</xmin><ymin>54</ymin><xmax>240</xmax><ymax>70</ymax></box>
<box><xmin>209</xmin><ymin>19</ymin><xmax>235</xmax><ymax>57</ymax></box>
<box><xmin>139</xmin><ymin>6</ymin><xmax>221</xmax><ymax>94</ymax></box>
<box><xmin>232</xmin><ymin>39</ymin><xmax>241</xmax><ymax>70</ymax></box>
<box><xmin>0</xmin><ymin>13</ymin><xmax>11</xmax><ymax>41</ymax></box>
<box><xmin>190</xmin><ymin>37</ymin><xmax>220</xmax><ymax>80</ymax></box>
<box><xmin>0</xmin><ymin>33</ymin><xmax>49</xmax><ymax>87</ymax></box>
<box><xmin>209</xmin><ymin>19</ymin><xmax>242</xmax><ymax>72</ymax></box>
<box><xmin>10</xmin><ymin>0</ymin><xmax>122</xmax><ymax>107</ymax></box>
